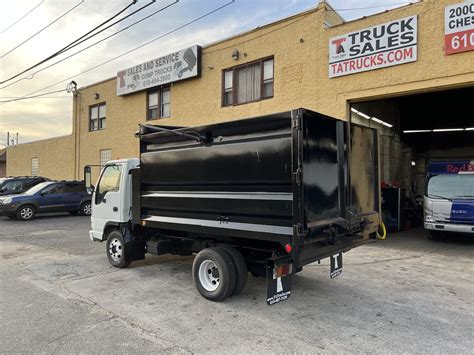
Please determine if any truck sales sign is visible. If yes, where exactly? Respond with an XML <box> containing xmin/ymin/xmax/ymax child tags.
<box><xmin>116</xmin><ymin>45</ymin><xmax>201</xmax><ymax>96</ymax></box>
<box><xmin>445</xmin><ymin>1</ymin><xmax>474</xmax><ymax>55</ymax></box>
<box><xmin>329</xmin><ymin>16</ymin><xmax>418</xmax><ymax>78</ymax></box>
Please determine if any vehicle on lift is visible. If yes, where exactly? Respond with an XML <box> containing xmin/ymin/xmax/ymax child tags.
<box><xmin>0</xmin><ymin>176</ymin><xmax>50</xmax><ymax>196</ymax></box>
<box><xmin>0</xmin><ymin>180</ymin><xmax>92</xmax><ymax>220</ymax></box>
<box><xmin>424</xmin><ymin>161</ymin><xmax>474</xmax><ymax>239</ymax></box>
<box><xmin>86</xmin><ymin>108</ymin><xmax>381</xmax><ymax>305</ymax></box>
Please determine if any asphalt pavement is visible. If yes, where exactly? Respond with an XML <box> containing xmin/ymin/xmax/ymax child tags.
<box><xmin>0</xmin><ymin>213</ymin><xmax>473</xmax><ymax>353</ymax></box>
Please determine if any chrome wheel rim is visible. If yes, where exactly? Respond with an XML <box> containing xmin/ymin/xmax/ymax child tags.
<box><xmin>198</xmin><ymin>260</ymin><xmax>220</xmax><ymax>291</ymax></box>
<box><xmin>109</xmin><ymin>238</ymin><xmax>123</xmax><ymax>261</ymax></box>
<box><xmin>83</xmin><ymin>203</ymin><xmax>92</xmax><ymax>215</ymax></box>
<box><xmin>20</xmin><ymin>207</ymin><xmax>33</xmax><ymax>220</ymax></box>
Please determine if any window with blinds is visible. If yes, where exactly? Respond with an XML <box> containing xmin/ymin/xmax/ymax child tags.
<box><xmin>147</xmin><ymin>87</ymin><xmax>170</xmax><ymax>120</ymax></box>
<box><xmin>222</xmin><ymin>57</ymin><xmax>274</xmax><ymax>106</ymax></box>
<box><xmin>90</xmin><ymin>103</ymin><xmax>106</xmax><ymax>131</ymax></box>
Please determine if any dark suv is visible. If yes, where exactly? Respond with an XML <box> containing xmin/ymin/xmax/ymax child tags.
<box><xmin>0</xmin><ymin>176</ymin><xmax>50</xmax><ymax>196</ymax></box>
<box><xmin>0</xmin><ymin>180</ymin><xmax>92</xmax><ymax>221</ymax></box>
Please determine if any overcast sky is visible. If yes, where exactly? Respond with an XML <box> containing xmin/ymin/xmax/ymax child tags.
<box><xmin>0</xmin><ymin>0</ymin><xmax>415</xmax><ymax>146</ymax></box>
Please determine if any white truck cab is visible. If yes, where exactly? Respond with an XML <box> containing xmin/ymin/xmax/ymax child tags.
<box><xmin>88</xmin><ymin>158</ymin><xmax>139</xmax><ymax>242</ymax></box>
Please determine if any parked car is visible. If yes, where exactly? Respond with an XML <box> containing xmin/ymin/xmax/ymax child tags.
<box><xmin>0</xmin><ymin>180</ymin><xmax>92</xmax><ymax>221</ymax></box>
<box><xmin>0</xmin><ymin>176</ymin><xmax>50</xmax><ymax>196</ymax></box>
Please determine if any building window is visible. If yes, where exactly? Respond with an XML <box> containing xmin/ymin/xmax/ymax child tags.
<box><xmin>222</xmin><ymin>57</ymin><xmax>274</xmax><ymax>106</ymax></box>
<box><xmin>100</xmin><ymin>149</ymin><xmax>112</xmax><ymax>167</ymax></box>
<box><xmin>90</xmin><ymin>103</ymin><xmax>106</xmax><ymax>131</ymax></box>
<box><xmin>147</xmin><ymin>87</ymin><xmax>170</xmax><ymax>120</ymax></box>
<box><xmin>31</xmin><ymin>158</ymin><xmax>39</xmax><ymax>176</ymax></box>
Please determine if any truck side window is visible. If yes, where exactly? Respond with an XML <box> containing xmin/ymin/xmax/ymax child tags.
<box><xmin>96</xmin><ymin>165</ymin><xmax>122</xmax><ymax>204</ymax></box>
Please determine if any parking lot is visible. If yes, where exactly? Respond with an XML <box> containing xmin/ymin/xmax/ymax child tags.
<box><xmin>0</xmin><ymin>214</ymin><xmax>472</xmax><ymax>353</ymax></box>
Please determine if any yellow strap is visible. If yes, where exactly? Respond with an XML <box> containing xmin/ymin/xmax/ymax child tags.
<box><xmin>376</xmin><ymin>221</ymin><xmax>387</xmax><ymax>240</ymax></box>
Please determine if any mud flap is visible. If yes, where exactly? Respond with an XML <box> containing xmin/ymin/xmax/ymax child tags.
<box><xmin>266</xmin><ymin>259</ymin><xmax>293</xmax><ymax>306</ymax></box>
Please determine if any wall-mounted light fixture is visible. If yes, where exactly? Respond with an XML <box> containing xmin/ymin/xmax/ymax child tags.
<box><xmin>232</xmin><ymin>49</ymin><xmax>239</xmax><ymax>60</ymax></box>
<box><xmin>93</xmin><ymin>93</ymin><xmax>100</xmax><ymax>100</ymax></box>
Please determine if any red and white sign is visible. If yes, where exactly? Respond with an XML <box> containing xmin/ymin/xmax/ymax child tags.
<box><xmin>329</xmin><ymin>16</ymin><xmax>418</xmax><ymax>78</ymax></box>
<box><xmin>445</xmin><ymin>1</ymin><xmax>474</xmax><ymax>55</ymax></box>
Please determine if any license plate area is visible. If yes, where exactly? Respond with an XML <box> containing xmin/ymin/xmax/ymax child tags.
<box><xmin>330</xmin><ymin>252</ymin><xmax>343</xmax><ymax>279</ymax></box>
<box><xmin>266</xmin><ymin>257</ymin><xmax>293</xmax><ymax>306</ymax></box>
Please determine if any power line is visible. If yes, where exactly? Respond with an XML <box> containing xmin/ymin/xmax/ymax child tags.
<box><xmin>0</xmin><ymin>89</ymin><xmax>67</xmax><ymax>103</ymax></box>
<box><xmin>0</xmin><ymin>0</ymin><xmax>179</xmax><ymax>90</ymax></box>
<box><xmin>0</xmin><ymin>0</ymin><xmax>45</xmax><ymax>34</ymax></box>
<box><xmin>0</xmin><ymin>96</ymin><xmax>70</xmax><ymax>99</ymax></box>
<box><xmin>2</xmin><ymin>0</ymin><xmax>236</xmax><ymax>103</ymax></box>
<box><xmin>0</xmin><ymin>0</ymin><xmax>139</xmax><ymax>85</ymax></box>
<box><xmin>1</xmin><ymin>0</ymin><xmax>85</xmax><ymax>59</ymax></box>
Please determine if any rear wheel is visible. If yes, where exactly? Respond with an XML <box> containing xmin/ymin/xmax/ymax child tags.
<box><xmin>16</xmin><ymin>205</ymin><xmax>35</xmax><ymax>221</ymax></box>
<box><xmin>192</xmin><ymin>247</ymin><xmax>236</xmax><ymax>301</ymax></box>
<box><xmin>80</xmin><ymin>201</ymin><xmax>92</xmax><ymax>216</ymax></box>
<box><xmin>217</xmin><ymin>246</ymin><xmax>248</xmax><ymax>295</ymax></box>
<box><xmin>106</xmin><ymin>231</ymin><xmax>130</xmax><ymax>268</ymax></box>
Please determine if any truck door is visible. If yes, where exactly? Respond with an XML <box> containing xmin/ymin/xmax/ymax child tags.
<box><xmin>92</xmin><ymin>164</ymin><xmax>124</xmax><ymax>238</ymax></box>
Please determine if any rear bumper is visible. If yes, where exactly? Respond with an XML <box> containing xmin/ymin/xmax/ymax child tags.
<box><xmin>425</xmin><ymin>222</ymin><xmax>474</xmax><ymax>234</ymax></box>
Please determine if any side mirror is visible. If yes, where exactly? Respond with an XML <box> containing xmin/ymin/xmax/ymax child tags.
<box><xmin>86</xmin><ymin>186</ymin><xmax>95</xmax><ymax>195</ymax></box>
<box><xmin>84</xmin><ymin>166</ymin><xmax>93</xmax><ymax>191</ymax></box>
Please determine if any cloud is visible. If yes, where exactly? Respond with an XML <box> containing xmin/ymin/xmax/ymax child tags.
<box><xmin>0</xmin><ymin>0</ymin><xmax>412</xmax><ymax>145</ymax></box>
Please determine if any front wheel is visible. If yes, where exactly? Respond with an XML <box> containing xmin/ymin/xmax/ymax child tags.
<box><xmin>16</xmin><ymin>205</ymin><xmax>35</xmax><ymax>221</ymax></box>
<box><xmin>106</xmin><ymin>231</ymin><xmax>130</xmax><ymax>268</ymax></box>
<box><xmin>192</xmin><ymin>248</ymin><xmax>236</xmax><ymax>302</ymax></box>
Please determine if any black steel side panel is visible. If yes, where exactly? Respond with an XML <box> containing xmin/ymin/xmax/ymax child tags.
<box><xmin>139</xmin><ymin>113</ymin><xmax>294</xmax><ymax>241</ymax></box>
<box><xmin>141</xmin><ymin>137</ymin><xmax>292</xmax><ymax>187</ymax></box>
<box><xmin>302</xmin><ymin>112</ymin><xmax>341</xmax><ymax>224</ymax></box>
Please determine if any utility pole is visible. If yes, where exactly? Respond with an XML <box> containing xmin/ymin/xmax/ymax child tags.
<box><xmin>16</xmin><ymin>132</ymin><xmax>18</xmax><ymax>145</ymax></box>
<box><xmin>6</xmin><ymin>132</ymin><xmax>9</xmax><ymax>146</ymax></box>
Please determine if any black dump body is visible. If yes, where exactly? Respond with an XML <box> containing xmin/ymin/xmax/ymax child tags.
<box><xmin>133</xmin><ymin>108</ymin><xmax>380</xmax><ymax>268</ymax></box>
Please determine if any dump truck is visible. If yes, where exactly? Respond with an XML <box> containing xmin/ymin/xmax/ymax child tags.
<box><xmin>85</xmin><ymin>108</ymin><xmax>380</xmax><ymax>305</ymax></box>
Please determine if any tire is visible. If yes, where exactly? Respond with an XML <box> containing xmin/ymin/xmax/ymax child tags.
<box><xmin>106</xmin><ymin>231</ymin><xmax>130</xmax><ymax>268</ymax></box>
<box><xmin>217</xmin><ymin>246</ymin><xmax>248</xmax><ymax>295</ymax></box>
<box><xmin>192</xmin><ymin>247</ymin><xmax>236</xmax><ymax>302</ymax></box>
<box><xmin>80</xmin><ymin>201</ymin><xmax>92</xmax><ymax>216</ymax></box>
<box><xmin>426</xmin><ymin>230</ymin><xmax>442</xmax><ymax>240</ymax></box>
<box><xmin>16</xmin><ymin>205</ymin><xmax>35</xmax><ymax>221</ymax></box>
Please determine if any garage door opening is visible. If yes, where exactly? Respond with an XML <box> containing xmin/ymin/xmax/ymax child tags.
<box><xmin>350</xmin><ymin>86</ymin><xmax>474</xmax><ymax>232</ymax></box>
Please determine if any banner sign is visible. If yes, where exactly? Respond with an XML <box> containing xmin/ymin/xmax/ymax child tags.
<box><xmin>117</xmin><ymin>45</ymin><xmax>201</xmax><ymax>96</ymax></box>
<box><xmin>329</xmin><ymin>16</ymin><xmax>418</xmax><ymax>78</ymax></box>
<box><xmin>445</xmin><ymin>1</ymin><xmax>474</xmax><ymax>55</ymax></box>
<box><xmin>428</xmin><ymin>161</ymin><xmax>474</xmax><ymax>174</ymax></box>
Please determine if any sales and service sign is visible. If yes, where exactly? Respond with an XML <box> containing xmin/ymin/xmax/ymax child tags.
<box><xmin>116</xmin><ymin>45</ymin><xmax>201</xmax><ymax>96</ymax></box>
<box><xmin>329</xmin><ymin>16</ymin><xmax>418</xmax><ymax>78</ymax></box>
<box><xmin>445</xmin><ymin>1</ymin><xmax>474</xmax><ymax>55</ymax></box>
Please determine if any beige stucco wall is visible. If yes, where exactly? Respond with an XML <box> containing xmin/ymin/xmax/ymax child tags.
<box><xmin>6</xmin><ymin>0</ymin><xmax>474</xmax><ymax>181</ymax></box>
<box><xmin>6</xmin><ymin>135</ymin><xmax>74</xmax><ymax>180</ymax></box>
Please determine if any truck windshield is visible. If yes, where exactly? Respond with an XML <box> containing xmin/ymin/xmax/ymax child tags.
<box><xmin>427</xmin><ymin>174</ymin><xmax>474</xmax><ymax>200</ymax></box>
<box><xmin>96</xmin><ymin>165</ymin><xmax>122</xmax><ymax>204</ymax></box>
